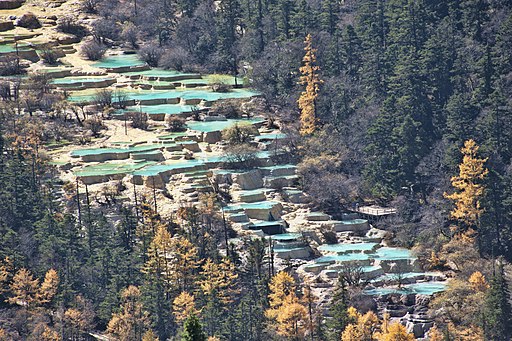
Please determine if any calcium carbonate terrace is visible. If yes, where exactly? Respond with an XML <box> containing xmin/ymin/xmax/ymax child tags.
<box><xmin>45</xmin><ymin>50</ymin><xmax>448</xmax><ymax>299</ymax></box>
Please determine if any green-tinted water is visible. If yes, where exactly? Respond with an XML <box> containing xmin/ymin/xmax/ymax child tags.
<box><xmin>93</xmin><ymin>54</ymin><xmax>145</xmax><ymax>68</ymax></box>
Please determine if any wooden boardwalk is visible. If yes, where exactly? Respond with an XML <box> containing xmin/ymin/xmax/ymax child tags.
<box><xmin>349</xmin><ymin>206</ymin><xmax>397</xmax><ymax>221</ymax></box>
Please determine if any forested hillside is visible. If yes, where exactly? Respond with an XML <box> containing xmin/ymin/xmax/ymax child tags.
<box><xmin>0</xmin><ymin>0</ymin><xmax>511</xmax><ymax>340</ymax></box>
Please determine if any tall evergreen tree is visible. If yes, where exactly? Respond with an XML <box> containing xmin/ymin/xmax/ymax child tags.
<box><xmin>484</xmin><ymin>261</ymin><xmax>512</xmax><ymax>341</ymax></box>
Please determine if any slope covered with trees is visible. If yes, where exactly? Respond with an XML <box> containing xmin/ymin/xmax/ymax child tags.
<box><xmin>0</xmin><ymin>0</ymin><xmax>512</xmax><ymax>340</ymax></box>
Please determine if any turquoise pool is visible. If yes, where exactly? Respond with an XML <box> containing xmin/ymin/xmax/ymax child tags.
<box><xmin>52</xmin><ymin>76</ymin><xmax>115</xmax><ymax>84</ymax></box>
<box><xmin>272</xmin><ymin>233</ymin><xmax>302</xmax><ymax>241</ymax></box>
<box><xmin>373</xmin><ymin>247</ymin><xmax>415</xmax><ymax>260</ymax></box>
<box><xmin>318</xmin><ymin>242</ymin><xmax>379</xmax><ymax>253</ymax></box>
<box><xmin>187</xmin><ymin>118</ymin><xmax>265</xmax><ymax>133</ymax></box>
<box><xmin>71</xmin><ymin>145</ymin><xmax>160</xmax><ymax>157</ymax></box>
<box><xmin>315</xmin><ymin>253</ymin><xmax>371</xmax><ymax>263</ymax></box>
<box><xmin>132</xmin><ymin>159</ymin><xmax>206</xmax><ymax>176</ymax></box>
<box><xmin>122</xmin><ymin>104</ymin><xmax>196</xmax><ymax>115</ymax></box>
<box><xmin>363</xmin><ymin>282</ymin><xmax>447</xmax><ymax>296</ymax></box>
<box><xmin>93</xmin><ymin>54</ymin><xmax>145</xmax><ymax>68</ymax></box>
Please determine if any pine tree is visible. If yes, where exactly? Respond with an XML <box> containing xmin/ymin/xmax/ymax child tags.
<box><xmin>326</xmin><ymin>278</ymin><xmax>349</xmax><ymax>340</ymax></box>
<box><xmin>484</xmin><ymin>261</ymin><xmax>512</xmax><ymax>341</ymax></box>
<box><xmin>298</xmin><ymin>34</ymin><xmax>323</xmax><ymax>136</ymax></box>
<box><xmin>181</xmin><ymin>315</ymin><xmax>206</xmax><ymax>341</ymax></box>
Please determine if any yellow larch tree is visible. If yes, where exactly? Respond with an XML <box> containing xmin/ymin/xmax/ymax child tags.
<box><xmin>268</xmin><ymin>271</ymin><xmax>296</xmax><ymax>310</ymax></box>
<box><xmin>145</xmin><ymin>226</ymin><xmax>199</xmax><ymax>293</ymax></box>
<box><xmin>266</xmin><ymin>271</ymin><xmax>308</xmax><ymax>339</ymax></box>
<box><xmin>39</xmin><ymin>324</ymin><xmax>60</xmax><ymax>341</ymax></box>
<box><xmin>64</xmin><ymin>308</ymin><xmax>88</xmax><ymax>339</ymax></box>
<box><xmin>38</xmin><ymin>268</ymin><xmax>59</xmax><ymax>305</ymax></box>
<box><xmin>376</xmin><ymin>321</ymin><xmax>415</xmax><ymax>341</ymax></box>
<box><xmin>168</xmin><ymin>235</ymin><xmax>199</xmax><ymax>292</ymax></box>
<box><xmin>199</xmin><ymin>258</ymin><xmax>239</xmax><ymax>306</ymax></box>
<box><xmin>298</xmin><ymin>33</ymin><xmax>323</xmax><ymax>136</ymax></box>
<box><xmin>107</xmin><ymin>285</ymin><xmax>151</xmax><ymax>341</ymax></box>
<box><xmin>173</xmin><ymin>291</ymin><xmax>198</xmax><ymax>324</ymax></box>
<box><xmin>468</xmin><ymin>271</ymin><xmax>490</xmax><ymax>292</ymax></box>
<box><xmin>274</xmin><ymin>298</ymin><xmax>309</xmax><ymax>338</ymax></box>
<box><xmin>8</xmin><ymin>268</ymin><xmax>40</xmax><ymax>308</ymax></box>
<box><xmin>427</xmin><ymin>326</ymin><xmax>444</xmax><ymax>341</ymax></box>
<box><xmin>142</xmin><ymin>330</ymin><xmax>160</xmax><ymax>341</ymax></box>
<box><xmin>145</xmin><ymin>224</ymin><xmax>173</xmax><ymax>291</ymax></box>
<box><xmin>341</xmin><ymin>307</ymin><xmax>380</xmax><ymax>341</ymax></box>
<box><xmin>444</xmin><ymin>139</ymin><xmax>488</xmax><ymax>238</ymax></box>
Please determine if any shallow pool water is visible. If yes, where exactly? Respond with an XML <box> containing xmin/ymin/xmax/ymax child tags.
<box><xmin>372</xmin><ymin>272</ymin><xmax>441</xmax><ymax>282</ymax></box>
<box><xmin>52</xmin><ymin>76</ymin><xmax>115</xmax><ymax>84</ymax></box>
<box><xmin>68</xmin><ymin>87</ymin><xmax>260</xmax><ymax>103</ymax></box>
<box><xmin>75</xmin><ymin>161</ymin><xmax>156</xmax><ymax>176</ymax></box>
<box><xmin>186</xmin><ymin>118</ymin><xmax>264</xmax><ymax>133</ymax></box>
<box><xmin>0</xmin><ymin>44</ymin><xmax>31</xmax><ymax>53</ymax></box>
<box><xmin>363</xmin><ymin>282</ymin><xmax>447</xmax><ymax>296</ymax></box>
<box><xmin>122</xmin><ymin>69</ymin><xmax>199</xmax><ymax>77</ymax></box>
<box><xmin>254</xmin><ymin>133</ymin><xmax>287</xmax><ymax>141</ymax></box>
<box><xmin>93</xmin><ymin>54</ymin><xmax>145</xmax><ymax>68</ymax></box>
<box><xmin>272</xmin><ymin>233</ymin><xmax>302</xmax><ymax>241</ymax></box>
<box><xmin>71</xmin><ymin>145</ymin><xmax>160</xmax><ymax>157</ymax></box>
<box><xmin>339</xmin><ymin>219</ymin><xmax>368</xmax><ymax>224</ymax></box>
<box><xmin>316</xmin><ymin>253</ymin><xmax>371</xmax><ymax>263</ymax></box>
<box><xmin>224</xmin><ymin>201</ymin><xmax>280</xmax><ymax>211</ymax></box>
<box><xmin>318</xmin><ymin>242</ymin><xmax>379</xmax><ymax>253</ymax></box>
<box><xmin>373</xmin><ymin>247</ymin><xmax>415</xmax><ymax>260</ymax></box>
<box><xmin>123</xmin><ymin>104</ymin><xmax>196</xmax><ymax>115</ymax></box>
<box><xmin>132</xmin><ymin>159</ymin><xmax>206</xmax><ymax>176</ymax></box>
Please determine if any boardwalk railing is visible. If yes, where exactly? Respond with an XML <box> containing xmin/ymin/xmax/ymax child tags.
<box><xmin>351</xmin><ymin>206</ymin><xmax>397</xmax><ymax>216</ymax></box>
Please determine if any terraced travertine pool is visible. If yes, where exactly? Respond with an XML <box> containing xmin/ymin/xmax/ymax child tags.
<box><xmin>316</xmin><ymin>253</ymin><xmax>372</xmax><ymax>263</ymax></box>
<box><xmin>122</xmin><ymin>69</ymin><xmax>199</xmax><ymax>78</ymax></box>
<box><xmin>318</xmin><ymin>242</ymin><xmax>379</xmax><ymax>253</ymax></box>
<box><xmin>132</xmin><ymin>159</ymin><xmax>206</xmax><ymax>176</ymax></box>
<box><xmin>187</xmin><ymin>118</ymin><xmax>265</xmax><ymax>132</ymax></box>
<box><xmin>119</xmin><ymin>104</ymin><xmax>196</xmax><ymax>115</ymax></box>
<box><xmin>363</xmin><ymin>282</ymin><xmax>447</xmax><ymax>296</ymax></box>
<box><xmin>374</xmin><ymin>247</ymin><xmax>414</xmax><ymax>260</ymax></box>
<box><xmin>67</xmin><ymin>88</ymin><xmax>260</xmax><ymax>103</ymax></box>
<box><xmin>0</xmin><ymin>43</ymin><xmax>31</xmax><ymax>53</ymax></box>
<box><xmin>224</xmin><ymin>201</ymin><xmax>280</xmax><ymax>211</ymax></box>
<box><xmin>71</xmin><ymin>144</ymin><xmax>161</xmax><ymax>157</ymax></box>
<box><xmin>52</xmin><ymin>76</ymin><xmax>115</xmax><ymax>84</ymax></box>
<box><xmin>271</xmin><ymin>233</ymin><xmax>302</xmax><ymax>241</ymax></box>
<box><xmin>93</xmin><ymin>54</ymin><xmax>145</xmax><ymax>68</ymax></box>
<box><xmin>75</xmin><ymin>161</ymin><xmax>156</xmax><ymax>177</ymax></box>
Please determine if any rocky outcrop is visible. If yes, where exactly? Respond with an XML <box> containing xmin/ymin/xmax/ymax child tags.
<box><xmin>16</xmin><ymin>13</ymin><xmax>42</xmax><ymax>29</ymax></box>
<box><xmin>232</xmin><ymin>170</ymin><xmax>264</xmax><ymax>190</ymax></box>
<box><xmin>0</xmin><ymin>21</ymin><xmax>14</xmax><ymax>31</ymax></box>
<box><xmin>0</xmin><ymin>0</ymin><xmax>24</xmax><ymax>9</ymax></box>
<box><xmin>375</xmin><ymin>294</ymin><xmax>435</xmax><ymax>339</ymax></box>
<box><xmin>203</xmin><ymin>130</ymin><xmax>222</xmax><ymax>144</ymax></box>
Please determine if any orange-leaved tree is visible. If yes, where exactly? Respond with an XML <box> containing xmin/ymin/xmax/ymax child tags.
<box><xmin>173</xmin><ymin>291</ymin><xmax>197</xmax><ymax>324</ymax></box>
<box><xmin>298</xmin><ymin>33</ymin><xmax>323</xmax><ymax>136</ymax></box>
<box><xmin>444</xmin><ymin>139</ymin><xmax>488</xmax><ymax>239</ymax></box>
<box><xmin>266</xmin><ymin>271</ymin><xmax>308</xmax><ymax>339</ymax></box>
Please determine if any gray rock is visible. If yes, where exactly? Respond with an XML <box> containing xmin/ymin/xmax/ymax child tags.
<box><xmin>15</xmin><ymin>13</ymin><xmax>42</xmax><ymax>29</ymax></box>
